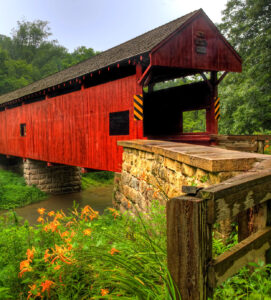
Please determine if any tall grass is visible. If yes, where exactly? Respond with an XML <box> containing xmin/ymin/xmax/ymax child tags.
<box><xmin>81</xmin><ymin>171</ymin><xmax>114</xmax><ymax>189</ymax></box>
<box><xmin>0</xmin><ymin>201</ymin><xmax>179</xmax><ymax>299</ymax></box>
<box><xmin>0</xmin><ymin>169</ymin><xmax>47</xmax><ymax>209</ymax></box>
<box><xmin>0</xmin><ymin>200</ymin><xmax>271</xmax><ymax>298</ymax></box>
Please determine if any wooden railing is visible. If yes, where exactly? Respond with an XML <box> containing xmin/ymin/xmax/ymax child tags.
<box><xmin>167</xmin><ymin>169</ymin><xmax>271</xmax><ymax>299</ymax></box>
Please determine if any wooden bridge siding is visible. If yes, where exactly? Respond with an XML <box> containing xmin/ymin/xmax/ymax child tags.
<box><xmin>0</xmin><ymin>110</ymin><xmax>8</xmax><ymax>155</ymax></box>
<box><xmin>0</xmin><ymin>74</ymin><xmax>142</xmax><ymax>172</ymax></box>
<box><xmin>151</xmin><ymin>14</ymin><xmax>241</xmax><ymax>72</ymax></box>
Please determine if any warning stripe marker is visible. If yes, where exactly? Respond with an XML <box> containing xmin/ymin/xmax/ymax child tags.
<box><xmin>134</xmin><ymin>94</ymin><xmax>143</xmax><ymax>120</ymax></box>
<box><xmin>214</xmin><ymin>97</ymin><xmax>220</xmax><ymax>120</ymax></box>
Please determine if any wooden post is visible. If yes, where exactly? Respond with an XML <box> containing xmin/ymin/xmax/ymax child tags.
<box><xmin>135</xmin><ymin>63</ymin><xmax>144</xmax><ymax>138</ymax></box>
<box><xmin>167</xmin><ymin>196</ymin><xmax>213</xmax><ymax>300</ymax></box>
<box><xmin>206</xmin><ymin>72</ymin><xmax>218</xmax><ymax>134</ymax></box>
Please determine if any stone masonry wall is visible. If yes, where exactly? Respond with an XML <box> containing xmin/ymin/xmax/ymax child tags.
<box><xmin>114</xmin><ymin>147</ymin><xmax>240</xmax><ymax>214</ymax></box>
<box><xmin>23</xmin><ymin>159</ymin><xmax>81</xmax><ymax>194</ymax></box>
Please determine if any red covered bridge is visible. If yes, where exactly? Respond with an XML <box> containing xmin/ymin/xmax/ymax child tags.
<box><xmin>0</xmin><ymin>9</ymin><xmax>241</xmax><ymax>173</ymax></box>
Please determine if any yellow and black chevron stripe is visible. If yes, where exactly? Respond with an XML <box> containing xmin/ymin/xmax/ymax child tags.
<box><xmin>214</xmin><ymin>97</ymin><xmax>220</xmax><ymax>120</ymax></box>
<box><xmin>134</xmin><ymin>94</ymin><xmax>143</xmax><ymax>120</ymax></box>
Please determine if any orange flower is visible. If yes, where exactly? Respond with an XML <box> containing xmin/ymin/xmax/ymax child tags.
<box><xmin>50</xmin><ymin>244</ymin><xmax>73</xmax><ymax>265</ymax></box>
<box><xmin>65</xmin><ymin>220</ymin><xmax>74</xmax><ymax>227</ymax></box>
<box><xmin>81</xmin><ymin>205</ymin><xmax>99</xmax><ymax>221</ymax></box>
<box><xmin>27</xmin><ymin>284</ymin><xmax>38</xmax><ymax>300</ymax></box>
<box><xmin>37</xmin><ymin>216</ymin><xmax>44</xmax><ymax>223</ymax></box>
<box><xmin>41</xmin><ymin>280</ymin><xmax>54</xmax><ymax>296</ymax></box>
<box><xmin>110</xmin><ymin>248</ymin><xmax>120</xmax><ymax>256</ymax></box>
<box><xmin>108</xmin><ymin>208</ymin><xmax>120</xmax><ymax>219</ymax></box>
<box><xmin>101</xmin><ymin>289</ymin><xmax>109</xmax><ymax>296</ymax></box>
<box><xmin>37</xmin><ymin>208</ymin><xmax>45</xmax><ymax>215</ymax></box>
<box><xmin>83</xmin><ymin>228</ymin><xmax>92</xmax><ymax>236</ymax></box>
<box><xmin>44</xmin><ymin>249</ymin><xmax>51</xmax><ymax>263</ymax></box>
<box><xmin>54</xmin><ymin>265</ymin><xmax>61</xmax><ymax>270</ymax></box>
<box><xmin>48</xmin><ymin>211</ymin><xmax>55</xmax><ymax>217</ymax></box>
<box><xmin>19</xmin><ymin>259</ymin><xmax>32</xmax><ymax>277</ymax></box>
<box><xmin>26</xmin><ymin>247</ymin><xmax>35</xmax><ymax>261</ymax></box>
<box><xmin>55</xmin><ymin>212</ymin><xmax>63</xmax><ymax>219</ymax></box>
<box><xmin>60</xmin><ymin>231</ymin><xmax>69</xmax><ymax>238</ymax></box>
<box><xmin>65</xmin><ymin>238</ymin><xmax>72</xmax><ymax>244</ymax></box>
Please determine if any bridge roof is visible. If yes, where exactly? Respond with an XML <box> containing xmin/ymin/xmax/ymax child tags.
<box><xmin>0</xmin><ymin>9</ymin><xmax>241</xmax><ymax>105</ymax></box>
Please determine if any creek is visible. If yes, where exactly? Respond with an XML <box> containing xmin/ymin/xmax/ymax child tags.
<box><xmin>1</xmin><ymin>185</ymin><xmax>113</xmax><ymax>225</ymax></box>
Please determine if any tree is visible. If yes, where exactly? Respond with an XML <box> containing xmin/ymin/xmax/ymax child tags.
<box><xmin>0</xmin><ymin>19</ymin><xmax>99</xmax><ymax>96</ymax></box>
<box><xmin>218</xmin><ymin>0</ymin><xmax>271</xmax><ymax>134</ymax></box>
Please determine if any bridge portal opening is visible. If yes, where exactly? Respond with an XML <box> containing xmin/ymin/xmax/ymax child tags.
<box><xmin>143</xmin><ymin>80</ymin><xmax>210</xmax><ymax>139</ymax></box>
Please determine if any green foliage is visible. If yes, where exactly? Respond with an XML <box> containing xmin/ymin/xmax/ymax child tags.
<box><xmin>218</xmin><ymin>0</ymin><xmax>271</xmax><ymax>134</ymax></box>
<box><xmin>0</xmin><ymin>201</ymin><xmax>178</xmax><ymax>299</ymax></box>
<box><xmin>183</xmin><ymin>109</ymin><xmax>206</xmax><ymax>133</ymax></box>
<box><xmin>0</xmin><ymin>169</ymin><xmax>47</xmax><ymax>209</ymax></box>
<box><xmin>0</xmin><ymin>200</ymin><xmax>271</xmax><ymax>298</ymax></box>
<box><xmin>0</xmin><ymin>19</ymin><xmax>99</xmax><ymax>96</ymax></box>
<box><xmin>81</xmin><ymin>171</ymin><xmax>114</xmax><ymax>189</ymax></box>
<box><xmin>214</xmin><ymin>261</ymin><xmax>271</xmax><ymax>299</ymax></box>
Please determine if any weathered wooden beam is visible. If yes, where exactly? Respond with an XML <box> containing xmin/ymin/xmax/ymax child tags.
<box><xmin>200</xmin><ymin>72</ymin><xmax>212</xmax><ymax>91</ymax></box>
<box><xmin>216</xmin><ymin>71</ymin><xmax>228</xmax><ymax>85</ymax></box>
<box><xmin>201</xmin><ymin>170</ymin><xmax>271</xmax><ymax>223</ymax></box>
<box><xmin>167</xmin><ymin>196</ymin><xmax>213</xmax><ymax>300</ymax></box>
<box><xmin>182</xmin><ymin>185</ymin><xmax>203</xmax><ymax>195</ymax></box>
<box><xmin>208</xmin><ymin>227</ymin><xmax>271</xmax><ymax>288</ymax></box>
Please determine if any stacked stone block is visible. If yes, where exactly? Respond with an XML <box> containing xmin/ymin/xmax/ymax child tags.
<box><xmin>23</xmin><ymin>159</ymin><xmax>81</xmax><ymax>194</ymax></box>
<box><xmin>114</xmin><ymin>148</ymin><xmax>240</xmax><ymax>214</ymax></box>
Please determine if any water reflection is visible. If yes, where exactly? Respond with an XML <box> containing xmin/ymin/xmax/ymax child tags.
<box><xmin>2</xmin><ymin>185</ymin><xmax>113</xmax><ymax>225</ymax></box>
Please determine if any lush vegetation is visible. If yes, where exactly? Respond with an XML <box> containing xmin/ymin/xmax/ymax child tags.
<box><xmin>0</xmin><ymin>20</ymin><xmax>99</xmax><ymax>95</ymax></box>
<box><xmin>81</xmin><ymin>171</ymin><xmax>115</xmax><ymax>190</ymax></box>
<box><xmin>218</xmin><ymin>0</ymin><xmax>271</xmax><ymax>134</ymax></box>
<box><xmin>0</xmin><ymin>202</ymin><xmax>177</xmax><ymax>299</ymax></box>
<box><xmin>0</xmin><ymin>202</ymin><xmax>271</xmax><ymax>299</ymax></box>
<box><xmin>0</xmin><ymin>169</ymin><xmax>47</xmax><ymax>209</ymax></box>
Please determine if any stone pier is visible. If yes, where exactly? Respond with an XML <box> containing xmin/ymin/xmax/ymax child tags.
<box><xmin>23</xmin><ymin>159</ymin><xmax>81</xmax><ymax>194</ymax></box>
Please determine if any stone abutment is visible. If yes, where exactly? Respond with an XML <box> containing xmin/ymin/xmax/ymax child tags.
<box><xmin>113</xmin><ymin>140</ymin><xmax>268</xmax><ymax>215</ymax></box>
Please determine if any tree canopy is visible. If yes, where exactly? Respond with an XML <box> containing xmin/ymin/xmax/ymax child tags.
<box><xmin>0</xmin><ymin>20</ymin><xmax>99</xmax><ymax>96</ymax></box>
<box><xmin>218</xmin><ymin>0</ymin><xmax>271</xmax><ymax>134</ymax></box>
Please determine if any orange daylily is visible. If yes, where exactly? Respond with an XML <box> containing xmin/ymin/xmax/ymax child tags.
<box><xmin>44</xmin><ymin>249</ymin><xmax>51</xmax><ymax>263</ymax></box>
<box><xmin>41</xmin><ymin>280</ymin><xmax>54</xmax><ymax>296</ymax></box>
<box><xmin>48</xmin><ymin>211</ymin><xmax>55</xmax><ymax>217</ymax></box>
<box><xmin>60</xmin><ymin>231</ymin><xmax>69</xmax><ymax>238</ymax></box>
<box><xmin>55</xmin><ymin>212</ymin><xmax>63</xmax><ymax>219</ymax></box>
<box><xmin>81</xmin><ymin>205</ymin><xmax>99</xmax><ymax>221</ymax></box>
<box><xmin>37</xmin><ymin>216</ymin><xmax>44</xmax><ymax>223</ymax></box>
<box><xmin>108</xmin><ymin>207</ymin><xmax>120</xmax><ymax>219</ymax></box>
<box><xmin>110</xmin><ymin>248</ymin><xmax>120</xmax><ymax>256</ymax></box>
<box><xmin>83</xmin><ymin>228</ymin><xmax>92</xmax><ymax>236</ymax></box>
<box><xmin>50</xmin><ymin>244</ymin><xmax>73</xmax><ymax>265</ymax></box>
<box><xmin>101</xmin><ymin>289</ymin><xmax>109</xmax><ymax>296</ymax></box>
<box><xmin>19</xmin><ymin>259</ymin><xmax>32</xmax><ymax>277</ymax></box>
<box><xmin>37</xmin><ymin>208</ymin><xmax>45</xmax><ymax>215</ymax></box>
<box><xmin>27</xmin><ymin>284</ymin><xmax>40</xmax><ymax>300</ymax></box>
<box><xmin>26</xmin><ymin>247</ymin><xmax>35</xmax><ymax>261</ymax></box>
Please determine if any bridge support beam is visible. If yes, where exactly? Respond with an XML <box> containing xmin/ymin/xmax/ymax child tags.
<box><xmin>23</xmin><ymin>159</ymin><xmax>81</xmax><ymax>194</ymax></box>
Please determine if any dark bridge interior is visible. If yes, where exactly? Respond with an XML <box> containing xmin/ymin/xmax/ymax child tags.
<box><xmin>143</xmin><ymin>81</ymin><xmax>211</xmax><ymax>137</ymax></box>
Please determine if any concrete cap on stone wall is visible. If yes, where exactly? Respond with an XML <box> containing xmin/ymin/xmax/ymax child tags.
<box><xmin>117</xmin><ymin>140</ymin><xmax>271</xmax><ymax>172</ymax></box>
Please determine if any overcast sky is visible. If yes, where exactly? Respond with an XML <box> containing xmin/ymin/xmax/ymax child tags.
<box><xmin>0</xmin><ymin>0</ymin><xmax>228</xmax><ymax>53</ymax></box>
